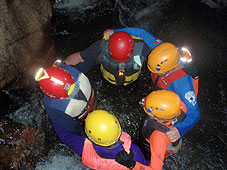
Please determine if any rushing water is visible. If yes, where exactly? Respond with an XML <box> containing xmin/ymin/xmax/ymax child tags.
<box><xmin>1</xmin><ymin>0</ymin><xmax>226</xmax><ymax>169</ymax></box>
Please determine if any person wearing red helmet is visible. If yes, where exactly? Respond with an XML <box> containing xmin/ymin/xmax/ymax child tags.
<box><xmin>35</xmin><ymin>62</ymin><xmax>98</xmax><ymax>134</ymax></box>
<box><xmin>108</xmin><ymin>31</ymin><xmax>134</xmax><ymax>62</ymax></box>
<box><xmin>64</xmin><ymin>31</ymin><xmax>151</xmax><ymax>86</ymax></box>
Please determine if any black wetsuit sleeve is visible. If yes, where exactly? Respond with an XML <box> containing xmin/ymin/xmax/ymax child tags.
<box><xmin>75</xmin><ymin>40</ymin><xmax>102</xmax><ymax>73</ymax></box>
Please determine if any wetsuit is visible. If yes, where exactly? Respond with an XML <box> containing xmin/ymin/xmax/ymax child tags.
<box><xmin>114</xmin><ymin>27</ymin><xmax>200</xmax><ymax>138</ymax></box>
<box><xmin>52</xmin><ymin>121</ymin><xmax>149</xmax><ymax>170</ymax></box>
<box><xmin>43</xmin><ymin>64</ymin><xmax>98</xmax><ymax>135</ymax></box>
<box><xmin>77</xmin><ymin>38</ymin><xmax>151</xmax><ymax>85</ymax></box>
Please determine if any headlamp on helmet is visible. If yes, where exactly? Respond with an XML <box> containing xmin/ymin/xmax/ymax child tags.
<box><xmin>179</xmin><ymin>47</ymin><xmax>192</xmax><ymax>63</ymax></box>
<box><xmin>35</xmin><ymin>66</ymin><xmax>76</xmax><ymax>99</ymax></box>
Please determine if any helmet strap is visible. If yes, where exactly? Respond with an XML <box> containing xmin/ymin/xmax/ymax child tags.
<box><xmin>118</xmin><ymin>62</ymin><xmax>126</xmax><ymax>73</ymax></box>
<box><xmin>106</xmin><ymin>140</ymin><xmax>124</xmax><ymax>149</ymax></box>
<box><xmin>170</xmin><ymin>118</ymin><xmax>178</xmax><ymax>125</ymax></box>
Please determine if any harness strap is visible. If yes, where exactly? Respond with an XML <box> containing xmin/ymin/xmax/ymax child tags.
<box><xmin>76</xmin><ymin>89</ymin><xmax>98</xmax><ymax>120</ymax></box>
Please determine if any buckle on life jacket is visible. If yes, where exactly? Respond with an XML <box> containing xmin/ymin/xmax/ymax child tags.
<box><xmin>118</xmin><ymin>63</ymin><xmax>125</xmax><ymax>76</ymax></box>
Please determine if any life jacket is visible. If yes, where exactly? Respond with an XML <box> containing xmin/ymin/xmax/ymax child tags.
<box><xmin>66</xmin><ymin>72</ymin><xmax>98</xmax><ymax>120</ymax></box>
<box><xmin>99</xmin><ymin>37</ymin><xmax>145</xmax><ymax>86</ymax></box>
<box><xmin>152</xmin><ymin>62</ymin><xmax>199</xmax><ymax>96</ymax></box>
<box><xmin>82</xmin><ymin>131</ymin><xmax>131</xmax><ymax>170</ymax></box>
<box><xmin>43</xmin><ymin>65</ymin><xmax>98</xmax><ymax>121</ymax></box>
<box><xmin>140</xmin><ymin>110</ymin><xmax>186</xmax><ymax>155</ymax></box>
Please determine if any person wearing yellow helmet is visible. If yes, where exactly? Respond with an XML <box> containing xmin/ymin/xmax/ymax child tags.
<box><xmin>84</xmin><ymin>110</ymin><xmax>122</xmax><ymax>147</ymax></box>
<box><xmin>115</xmin><ymin>90</ymin><xmax>187</xmax><ymax>170</ymax></box>
<box><xmin>104</xmin><ymin>27</ymin><xmax>200</xmax><ymax>145</ymax></box>
<box><xmin>51</xmin><ymin>110</ymin><xmax>148</xmax><ymax>170</ymax></box>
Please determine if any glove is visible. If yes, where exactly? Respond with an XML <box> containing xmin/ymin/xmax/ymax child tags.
<box><xmin>115</xmin><ymin>149</ymin><xmax>136</xmax><ymax>169</ymax></box>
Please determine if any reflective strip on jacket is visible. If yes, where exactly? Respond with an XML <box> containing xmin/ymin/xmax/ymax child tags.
<box><xmin>82</xmin><ymin>131</ymin><xmax>132</xmax><ymax>170</ymax></box>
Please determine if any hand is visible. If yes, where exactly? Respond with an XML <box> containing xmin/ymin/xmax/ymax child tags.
<box><xmin>166</xmin><ymin>127</ymin><xmax>181</xmax><ymax>142</ymax></box>
<box><xmin>103</xmin><ymin>29</ymin><xmax>114</xmax><ymax>37</ymax></box>
<box><xmin>115</xmin><ymin>149</ymin><xmax>136</xmax><ymax>169</ymax></box>
<box><xmin>63</xmin><ymin>52</ymin><xmax>84</xmax><ymax>65</ymax></box>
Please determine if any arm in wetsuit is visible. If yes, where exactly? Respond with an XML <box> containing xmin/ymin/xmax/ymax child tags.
<box><xmin>44</xmin><ymin>97</ymin><xmax>84</xmax><ymax>135</ymax></box>
<box><xmin>65</xmin><ymin>40</ymin><xmax>102</xmax><ymax>73</ymax></box>
<box><xmin>116</xmin><ymin>130</ymin><xmax>170</xmax><ymax>170</ymax></box>
<box><xmin>168</xmin><ymin>75</ymin><xmax>200</xmax><ymax>137</ymax></box>
<box><xmin>52</xmin><ymin>120</ymin><xmax>85</xmax><ymax>157</ymax></box>
<box><xmin>114</xmin><ymin>27</ymin><xmax>163</xmax><ymax>50</ymax></box>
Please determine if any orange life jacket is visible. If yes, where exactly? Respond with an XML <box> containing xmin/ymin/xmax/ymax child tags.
<box><xmin>82</xmin><ymin>131</ymin><xmax>131</xmax><ymax>170</ymax></box>
<box><xmin>141</xmin><ymin>109</ymin><xmax>186</xmax><ymax>158</ymax></box>
<box><xmin>153</xmin><ymin>120</ymin><xmax>182</xmax><ymax>154</ymax></box>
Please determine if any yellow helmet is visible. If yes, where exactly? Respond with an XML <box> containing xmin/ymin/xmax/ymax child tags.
<box><xmin>85</xmin><ymin>110</ymin><xmax>122</xmax><ymax>146</ymax></box>
<box><xmin>147</xmin><ymin>43</ymin><xmax>180</xmax><ymax>73</ymax></box>
<box><xmin>143</xmin><ymin>90</ymin><xmax>181</xmax><ymax>120</ymax></box>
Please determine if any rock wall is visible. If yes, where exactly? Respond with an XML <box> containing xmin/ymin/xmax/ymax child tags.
<box><xmin>0</xmin><ymin>120</ymin><xmax>48</xmax><ymax>169</ymax></box>
<box><xmin>0</xmin><ymin>0</ymin><xmax>55</xmax><ymax>89</ymax></box>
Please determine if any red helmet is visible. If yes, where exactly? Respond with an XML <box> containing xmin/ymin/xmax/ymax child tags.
<box><xmin>109</xmin><ymin>31</ymin><xmax>134</xmax><ymax>62</ymax></box>
<box><xmin>35</xmin><ymin>67</ymin><xmax>75</xmax><ymax>99</ymax></box>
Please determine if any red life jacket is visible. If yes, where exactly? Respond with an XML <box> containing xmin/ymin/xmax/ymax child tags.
<box><xmin>82</xmin><ymin>131</ymin><xmax>131</xmax><ymax>170</ymax></box>
<box><xmin>152</xmin><ymin>67</ymin><xmax>199</xmax><ymax>96</ymax></box>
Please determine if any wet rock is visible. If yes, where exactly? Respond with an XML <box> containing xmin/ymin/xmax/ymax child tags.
<box><xmin>0</xmin><ymin>0</ymin><xmax>56</xmax><ymax>89</ymax></box>
<box><xmin>0</xmin><ymin>119</ymin><xmax>48</xmax><ymax>169</ymax></box>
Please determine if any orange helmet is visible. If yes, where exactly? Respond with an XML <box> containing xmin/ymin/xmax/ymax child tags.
<box><xmin>143</xmin><ymin>90</ymin><xmax>181</xmax><ymax>120</ymax></box>
<box><xmin>147</xmin><ymin>43</ymin><xmax>180</xmax><ymax>73</ymax></box>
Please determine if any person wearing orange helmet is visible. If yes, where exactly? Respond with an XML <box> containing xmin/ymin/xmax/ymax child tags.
<box><xmin>35</xmin><ymin>61</ymin><xmax>98</xmax><ymax>134</ymax></box>
<box><xmin>115</xmin><ymin>90</ymin><xmax>186</xmax><ymax>170</ymax></box>
<box><xmin>64</xmin><ymin>31</ymin><xmax>151</xmax><ymax>86</ymax></box>
<box><xmin>104</xmin><ymin>27</ymin><xmax>200</xmax><ymax>144</ymax></box>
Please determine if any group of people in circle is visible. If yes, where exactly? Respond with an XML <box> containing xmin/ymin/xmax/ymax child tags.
<box><xmin>35</xmin><ymin>27</ymin><xmax>200</xmax><ymax>170</ymax></box>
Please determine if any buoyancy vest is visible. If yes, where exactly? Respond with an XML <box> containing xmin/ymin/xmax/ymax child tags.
<box><xmin>44</xmin><ymin>65</ymin><xmax>98</xmax><ymax>121</ymax></box>
<box><xmin>141</xmin><ymin>111</ymin><xmax>186</xmax><ymax>154</ymax></box>
<box><xmin>65</xmin><ymin>72</ymin><xmax>97</xmax><ymax>120</ymax></box>
<box><xmin>82</xmin><ymin>131</ymin><xmax>132</xmax><ymax>170</ymax></box>
<box><xmin>99</xmin><ymin>38</ymin><xmax>145</xmax><ymax>86</ymax></box>
<box><xmin>152</xmin><ymin>63</ymin><xmax>199</xmax><ymax>96</ymax></box>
